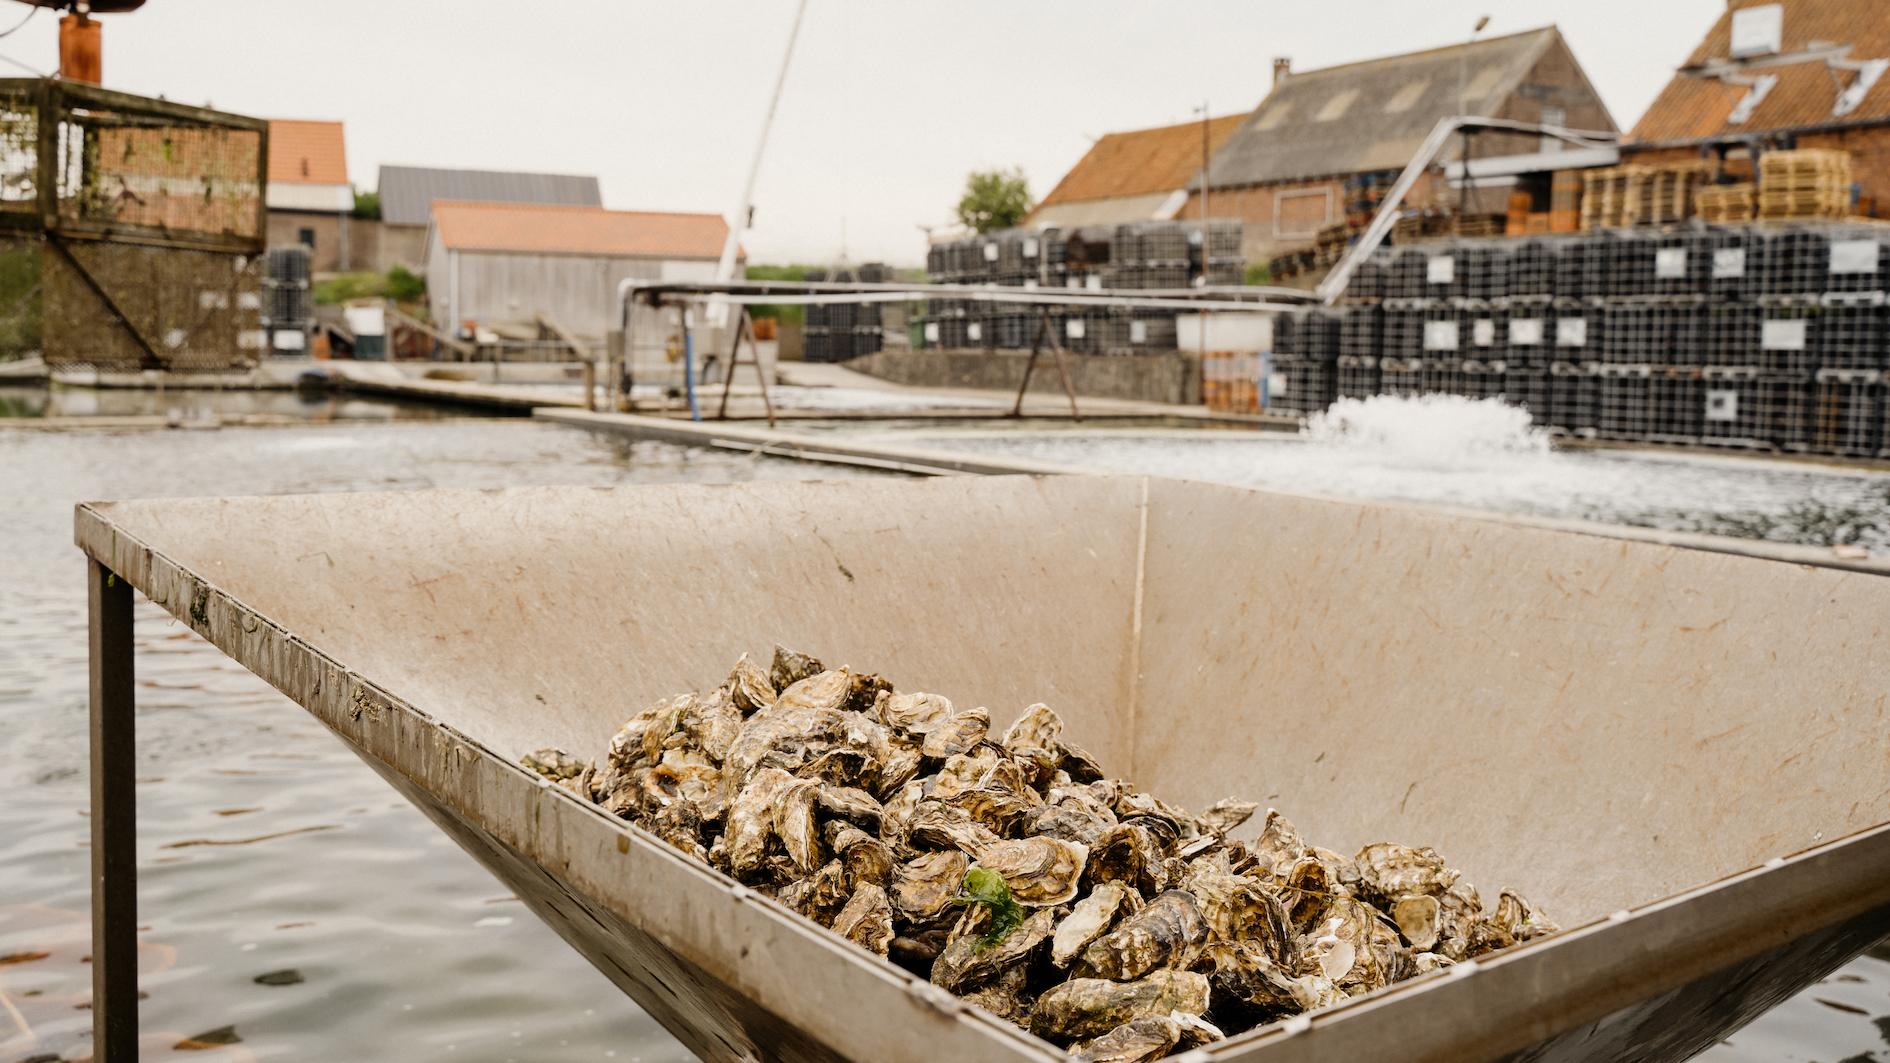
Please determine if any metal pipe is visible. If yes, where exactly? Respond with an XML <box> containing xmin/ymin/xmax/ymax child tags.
<box><xmin>679</xmin><ymin>305</ymin><xmax>700</xmax><ymax>422</ymax></box>
<box><xmin>88</xmin><ymin>559</ymin><xmax>137</xmax><ymax>1062</ymax></box>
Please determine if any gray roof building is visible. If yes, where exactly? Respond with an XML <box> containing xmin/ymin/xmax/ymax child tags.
<box><xmin>377</xmin><ymin>165</ymin><xmax>603</xmax><ymax>227</ymax></box>
<box><xmin>1203</xmin><ymin>27</ymin><xmax>1607</xmax><ymax>189</ymax></box>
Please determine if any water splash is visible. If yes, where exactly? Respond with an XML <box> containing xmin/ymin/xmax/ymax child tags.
<box><xmin>1301</xmin><ymin>394</ymin><xmax>1550</xmax><ymax>465</ymax></box>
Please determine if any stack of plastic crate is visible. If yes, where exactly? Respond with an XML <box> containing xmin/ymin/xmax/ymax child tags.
<box><xmin>1811</xmin><ymin>229</ymin><xmax>1889</xmax><ymax>455</ymax></box>
<box><xmin>1270</xmin><ymin>309</ymin><xmax>1339</xmax><ymax>416</ymax></box>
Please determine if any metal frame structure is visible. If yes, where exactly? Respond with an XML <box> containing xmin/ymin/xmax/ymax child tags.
<box><xmin>618</xmin><ymin>278</ymin><xmax>1314</xmax><ymax>422</ymax></box>
<box><xmin>1316</xmin><ymin>117</ymin><xmax>1619</xmax><ymax>305</ymax></box>
<box><xmin>76</xmin><ymin>478</ymin><xmax>1890</xmax><ymax>1063</ymax></box>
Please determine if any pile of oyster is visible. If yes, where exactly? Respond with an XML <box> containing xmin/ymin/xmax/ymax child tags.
<box><xmin>521</xmin><ymin>647</ymin><xmax>1558</xmax><ymax>1063</ymax></box>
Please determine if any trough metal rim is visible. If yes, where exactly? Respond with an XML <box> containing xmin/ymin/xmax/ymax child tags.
<box><xmin>73</xmin><ymin>481</ymin><xmax>1890</xmax><ymax>1062</ymax></box>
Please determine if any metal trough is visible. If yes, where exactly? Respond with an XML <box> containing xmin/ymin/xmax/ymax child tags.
<box><xmin>76</xmin><ymin>475</ymin><xmax>1890</xmax><ymax>1062</ymax></box>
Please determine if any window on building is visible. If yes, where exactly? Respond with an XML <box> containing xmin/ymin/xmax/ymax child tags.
<box><xmin>298</xmin><ymin>227</ymin><xmax>316</xmax><ymax>249</ymax></box>
<box><xmin>1274</xmin><ymin>187</ymin><xmax>1332</xmax><ymax>239</ymax></box>
<box><xmin>1384</xmin><ymin>80</ymin><xmax>1430</xmax><ymax>114</ymax></box>
<box><xmin>1540</xmin><ymin>107</ymin><xmax>1567</xmax><ymax>153</ymax></box>
<box><xmin>1314</xmin><ymin>89</ymin><xmax>1360</xmax><ymax>122</ymax></box>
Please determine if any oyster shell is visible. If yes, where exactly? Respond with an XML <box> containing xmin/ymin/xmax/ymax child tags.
<box><xmin>832</xmin><ymin>883</ymin><xmax>894</xmax><ymax>955</ymax></box>
<box><xmin>875</xmin><ymin>690</ymin><xmax>956</xmax><ymax>734</ymax></box>
<box><xmin>1077</xmin><ymin>889</ymin><xmax>1205</xmax><ymax>981</ymax></box>
<box><xmin>520</xmin><ymin>746</ymin><xmax>587</xmax><ymax>783</ymax></box>
<box><xmin>921</xmin><ymin>708</ymin><xmax>991</xmax><ymax>759</ymax></box>
<box><xmin>774</xmin><ymin>775</ymin><xmax>823</xmax><ymax>875</ymax></box>
<box><xmin>815</xmin><ymin>784</ymin><xmax>884</xmax><ymax>830</ymax></box>
<box><xmin>768</xmin><ymin>644</ymin><xmax>823</xmax><ymax>691</ymax></box>
<box><xmin>892</xmin><ymin>850</ymin><xmax>969</xmax><ymax>922</ymax></box>
<box><xmin>1028</xmin><ymin>786</ymin><xmax>1120</xmax><ymax>847</ymax></box>
<box><xmin>1052</xmin><ymin>882</ymin><xmax>1138</xmax><ymax>968</ymax></box>
<box><xmin>1087</xmin><ymin>823</ymin><xmax>1163</xmax><ymax>897</ymax></box>
<box><xmin>1030</xmin><ymin>971</ymin><xmax>1212</xmax><ymax>1043</ymax></box>
<box><xmin>1069</xmin><ymin>1016</ymin><xmax>1179</xmax><ymax>1063</ymax></box>
<box><xmin>1355</xmin><ymin>842</ymin><xmax>1457</xmax><ymax>903</ymax></box>
<box><xmin>725</xmin><ymin>653</ymin><xmax>776</xmax><ymax>715</ymax></box>
<box><xmin>932</xmin><ymin>907</ymin><xmax>1057</xmax><ymax>993</ymax></box>
<box><xmin>970</xmin><ymin>836</ymin><xmax>1089</xmax><ymax>907</ymax></box>
<box><xmin>1198</xmin><ymin>798</ymin><xmax>1259</xmax><ymax>838</ymax></box>
<box><xmin>724</xmin><ymin>767</ymin><xmax>794</xmax><ymax>879</ymax></box>
<box><xmin>960</xmin><ymin>961</ymin><xmax>1033</xmax><ymax>1026</ymax></box>
<box><xmin>1187</xmin><ymin>872</ymin><xmax>1297</xmax><ymax>969</ymax></box>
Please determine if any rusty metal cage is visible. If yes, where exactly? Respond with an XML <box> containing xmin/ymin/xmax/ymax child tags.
<box><xmin>0</xmin><ymin>78</ymin><xmax>266</xmax><ymax>371</ymax></box>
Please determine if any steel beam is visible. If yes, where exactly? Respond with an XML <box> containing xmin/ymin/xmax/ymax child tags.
<box><xmin>88</xmin><ymin>559</ymin><xmax>137</xmax><ymax>1062</ymax></box>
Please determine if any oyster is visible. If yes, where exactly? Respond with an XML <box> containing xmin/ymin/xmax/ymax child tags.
<box><xmin>932</xmin><ymin>907</ymin><xmax>1056</xmax><ymax>993</ymax></box>
<box><xmin>892</xmin><ymin>850</ymin><xmax>969</xmax><ymax>923</ymax></box>
<box><xmin>1052</xmin><ymin>882</ymin><xmax>1138</xmax><ymax>968</ymax></box>
<box><xmin>969</xmin><ymin>836</ymin><xmax>1089</xmax><ymax>907</ymax></box>
<box><xmin>1069</xmin><ymin>1016</ymin><xmax>1179</xmax><ymax>1063</ymax></box>
<box><xmin>921</xmin><ymin>707</ymin><xmax>991</xmax><ymax>759</ymax></box>
<box><xmin>1030</xmin><ymin>971</ymin><xmax>1212</xmax><ymax>1043</ymax></box>
<box><xmin>526</xmin><ymin>646</ymin><xmax>1560</xmax><ymax>1056</ymax></box>
<box><xmin>726</xmin><ymin>653</ymin><xmax>776</xmax><ymax>715</ymax></box>
<box><xmin>1077</xmin><ymin>889</ymin><xmax>1205</xmax><ymax>981</ymax></box>
<box><xmin>768</xmin><ymin>644</ymin><xmax>823</xmax><ymax>690</ymax></box>
<box><xmin>832</xmin><ymin>883</ymin><xmax>894</xmax><ymax>955</ymax></box>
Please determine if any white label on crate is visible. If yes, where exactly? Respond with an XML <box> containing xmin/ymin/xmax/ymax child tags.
<box><xmin>1066</xmin><ymin>276</ymin><xmax>1081</xmax><ymax>289</ymax></box>
<box><xmin>198</xmin><ymin>289</ymin><xmax>230</xmax><ymax>310</ymax></box>
<box><xmin>1712</xmin><ymin>248</ymin><xmax>1747</xmax><ymax>279</ymax></box>
<box><xmin>1023</xmin><ymin>279</ymin><xmax>1039</xmax><ymax>290</ymax></box>
<box><xmin>1557</xmin><ymin>318</ymin><xmax>1588</xmax><ymax>347</ymax></box>
<box><xmin>1424</xmin><ymin>320</ymin><xmax>1460</xmax><ymax>351</ymax></box>
<box><xmin>924</xmin><ymin>322</ymin><xmax>940</xmax><ymax>343</ymax></box>
<box><xmin>1830</xmin><ymin>239</ymin><xmax>1879</xmax><ymax>275</ymax></box>
<box><xmin>982</xmin><ymin>242</ymin><xmax>999</xmax><ymax>262</ymax></box>
<box><xmin>1705</xmin><ymin>389</ymin><xmax>1738</xmax><ymax>422</ymax></box>
<box><xmin>967</xmin><ymin>322</ymin><xmax>983</xmax><ymax>342</ymax></box>
<box><xmin>1269</xmin><ymin>371</ymin><xmax>1288</xmax><ymax>396</ymax></box>
<box><xmin>1427</xmin><ymin>255</ymin><xmax>1456</xmax><ymax>284</ymax></box>
<box><xmin>1473</xmin><ymin>319</ymin><xmax>1496</xmax><ymax>347</ymax></box>
<box><xmin>238</xmin><ymin>329</ymin><xmax>269</xmax><ymax>350</ymax></box>
<box><xmin>237</xmin><ymin>291</ymin><xmax>263</xmax><ymax>310</ymax></box>
<box><xmin>269</xmin><ymin>329</ymin><xmax>304</xmax><ymax>351</ymax></box>
<box><xmin>1066</xmin><ymin>319</ymin><xmax>1087</xmax><ymax>340</ymax></box>
<box><xmin>1023</xmin><ymin>238</ymin><xmax>1039</xmax><ymax>257</ymax></box>
<box><xmin>1510</xmin><ymin>318</ymin><xmax>1544</xmax><ymax>345</ymax></box>
<box><xmin>1086</xmin><ymin>274</ymin><xmax>1103</xmax><ymax>290</ymax></box>
<box><xmin>1762</xmin><ymin>319</ymin><xmax>1807</xmax><ymax>351</ymax></box>
<box><xmin>1130</xmin><ymin>320</ymin><xmax>1149</xmax><ymax>344</ymax></box>
<box><xmin>1655</xmin><ymin>248</ymin><xmax>1688</xmax><ymax>279</ymax></box>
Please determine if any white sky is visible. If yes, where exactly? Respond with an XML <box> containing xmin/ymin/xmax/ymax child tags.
<box><xmin>2</xmin><ymin>0</ymin><xmax>1721</xmax><ymax>266</ymax></box>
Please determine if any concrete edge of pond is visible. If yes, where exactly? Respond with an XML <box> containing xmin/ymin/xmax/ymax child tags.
<box><xmin>536</xmin><ymin>407</ymin><xmax>1890</xmax><ymax>578</ymax></box>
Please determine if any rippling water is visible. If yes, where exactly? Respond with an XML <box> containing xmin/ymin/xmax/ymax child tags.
<box><xmin>2</xmin><ymin>402</ymin><xmax>1885</xmax><ymax>1062</ymax></box>
<box><xmin>0</xmin><ymin>418</ymin><xmax>873</xmax><ymax>1063</ymax></box>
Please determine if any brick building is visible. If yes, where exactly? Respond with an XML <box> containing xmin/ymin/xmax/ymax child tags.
<box><xmin>1028</xmin><ymin>112</ymin><xmax>1249</xmax><ymax>229</ymax></box>
<box><xmin>264</xmin><ymin>119</ymin><xmax>356</xmax><ymax>272</ymax></box>
<box><xmin>1179</xmin><ymin>27</ymin><xmax>1615</xmax><ymax>265</ymax></box>
<box><xmin>1624</xmin><ymin>0</ymin><xmax>1890</xmax><ymax>216</ymax></box>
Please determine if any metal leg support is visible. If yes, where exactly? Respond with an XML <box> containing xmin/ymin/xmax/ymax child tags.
<box><xmin>88</xmin><ymin>559</ymin><xmax>137</xmax><ymax>1061</ymax></box>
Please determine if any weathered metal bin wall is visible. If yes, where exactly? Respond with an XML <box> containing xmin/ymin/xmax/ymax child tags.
<box><xmin>76</xmin><ymin>476</ymin><xmax>1890</xmax><ymax>1063</ymax></box>
<box><xmin>0</xmin><ymin>78</ymin><xmax>265</xmax><ymax>369</ymax></box>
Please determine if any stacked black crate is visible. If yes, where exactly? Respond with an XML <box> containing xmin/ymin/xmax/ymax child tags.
<box><xmin>1337</xmin><ymin>302</ymin><xmax>1382</xmax><ymax>400</ymax></box>
<box><xmin>803</xmin><ymin>268</ymin><xmax>831</xmax><ymax>361</ymax></box>
<box><xmin>1754</xmin><ymin>225</ymin><xmax>1829</xmax><ymax>452</ymax></box>
<box><xmin>1272</xmin><ymin>310</ymin><xmax>1339</xmax><ymax>416</ymax></box>
<box><xmin>1696</xmin><ymin>227</ymin><xmax>1765</xmax><ymax>447</ymax></box>
<box><xmin>263</xmin><ymin>247</ymin><xmax>312</xmax><ymax>355</ymax></box>
<box><xmin>1813</xmin><ymin>229</ymin><xmax>1890</xmax><ymax>455</ymax></box>
<box><xmin>1504</xmin><ymin>239</ymin><xmax>1555</xmax><ymax>425</ymax></box>
<box><xmin>1197</xmin><ymin>221</ymin><xmax>1245</xmax><ymax>286</ymax></box>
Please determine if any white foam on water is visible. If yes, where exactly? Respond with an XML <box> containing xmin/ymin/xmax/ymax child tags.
<box><xmin>1301</xmin><ymin>394</ymin><xmax>1550</xmax><ymax>464</ymax></box>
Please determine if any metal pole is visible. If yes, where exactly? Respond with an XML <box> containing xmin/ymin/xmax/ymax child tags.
<box><xmin>89</xmin><ymin>559</ymin><xmax>137</xmax><ymax>1062</ymax></box>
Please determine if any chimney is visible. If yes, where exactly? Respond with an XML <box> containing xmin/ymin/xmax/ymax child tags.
<box><xmin>1273</xmin><ymin>57</ymin><xmax>1292</xmax><ymax>87</ymax></box>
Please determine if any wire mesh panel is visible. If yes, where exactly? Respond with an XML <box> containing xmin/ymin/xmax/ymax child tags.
<box><xmin>1336</xmin><ymin>354</ymin><xmax>1379</xmax><ymax>399</ymax></box>
<box><xmin>1811</xmin><ymin>369</ymin><xmax>1884</xmax><ymax>456</ymax></box>
<box><xmin>1699</xmin><ymin>367</ymin><xmax>1765</xmax><ymax>448</ymax></box>
<box><xmin>1758</xmin><ymin>305</ymin><xmax>1820</xmax><ymax>373</ymax></box>
<box><xmin>1504</xmin><ymin>368</ymin><xmax>1550</xmax><ymax>421</ymax></box>
<box><xmin>0</xmin><ymin>79</ymin><xmax>267</xmax><ymax>371</ymax></box>
<box><xmin>1650</xmin><ymin>367</ymin><xmax>1704</xmax><ymax>443</ymax></box>
<box><xmin>1382</xmin><ymin>303</ymin><xmax>1425</xmax><ymax>359</ymax></box>
<box><xmin>1504</xmin><ymin>302</ymin><xmax>1551</xmax><ymax>368</ymax></box>
<box><xmin>1596</xmin><ymin>365</ymin><xmax>1655</xmax><ymax>440</ymax></box>
<box><xmin>1703</xmin><ymin>302</ymin><xmax>1759</xmax><ymax>367</ymax></box>
<box><xmin>1273</xmin><ymin>358</ymin><xmax>1335</xmax><ymax>416</ymax></box>
<box><xmin>1547</xmin><ymin>361</ymin><xmax>1598</xmax><ymax>436</ymax></box>
<box><xmin>1814</xmin><ymin>300</ymin><xmax>1884</xmax><ymax>371</ymax></box>
<box><xmin>1756</xmin><ymin>373</ymin><xmax>1814</xmax><ymax>451</ymax></box>
<box><xmin>1460</xmin><ymin>359</ymin><xmax>1506</xmax><ymax>401</ymax></box>
<box><xmin>1380</xmin><ymin>357</ymin><xmax>1424</xmax><ymax>397</ymax></box>
<box><xmin>1421</xmin><ymin>357</ymin><xmax>1465</xmax><ymax>396</ymax></box>
<box><xmin>1697</xmin><ymin>226</ymin><xmax>1765</xmax><ymax>302</ymax></box>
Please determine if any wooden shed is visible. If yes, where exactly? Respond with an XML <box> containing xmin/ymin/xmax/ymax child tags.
<box><xmin>424</xmin><ymin>201</ymin><xmax>731</xmax><ymax>339</ymax></box>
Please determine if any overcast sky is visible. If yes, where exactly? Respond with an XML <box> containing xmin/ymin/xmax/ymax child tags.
<box><xmin>3</xmin><ymin>0</ymin><xmax>1721</xmax><ymax>265</ymax></box>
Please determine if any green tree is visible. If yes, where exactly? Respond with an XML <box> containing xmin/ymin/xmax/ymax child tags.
<box><xmin>352</xmin><ymin>189</ymin><xmax>381</xmax><ymax>220</ymax></box>
<box><xmin>955</xmin><ymin>168</ymin><xmax>1032</xmax><ymax>233</ymax></box>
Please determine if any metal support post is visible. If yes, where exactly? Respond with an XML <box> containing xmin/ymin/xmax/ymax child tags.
<box><xmin>88</xmin><ymin>559</ymin><xmax>137</xmax><ymax>1061</ymax></box>
<box><xmin>1010</xmin><ymin>308</ymin><xmax>1081</xmax><ymax>420</ymax></box>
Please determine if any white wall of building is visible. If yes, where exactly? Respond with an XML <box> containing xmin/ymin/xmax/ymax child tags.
<box><xmin>424</xmin><ymin>230</ymin><xmax>721</xmax><ymax>337</ymax></box>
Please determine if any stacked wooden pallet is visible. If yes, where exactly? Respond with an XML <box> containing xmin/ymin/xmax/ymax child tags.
<box><xmin>1580</xmin><ymin>166</ymin><xmax>1655</xmax><ymax>229</ymax></box>
<box><xmin>1758</xmin><ymin>149</ymin><xmax>1852</xmax><ymax>220</ymax></box>
<box><xmin>1645</xmin><ymin>163</ymin><xmax>1712</xmax><ymax>225</ymax></box>
<box><xmin>1696</xmin><ymin>183</ymin><xmax>1756</xmax><ymax>223</ymax></box>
